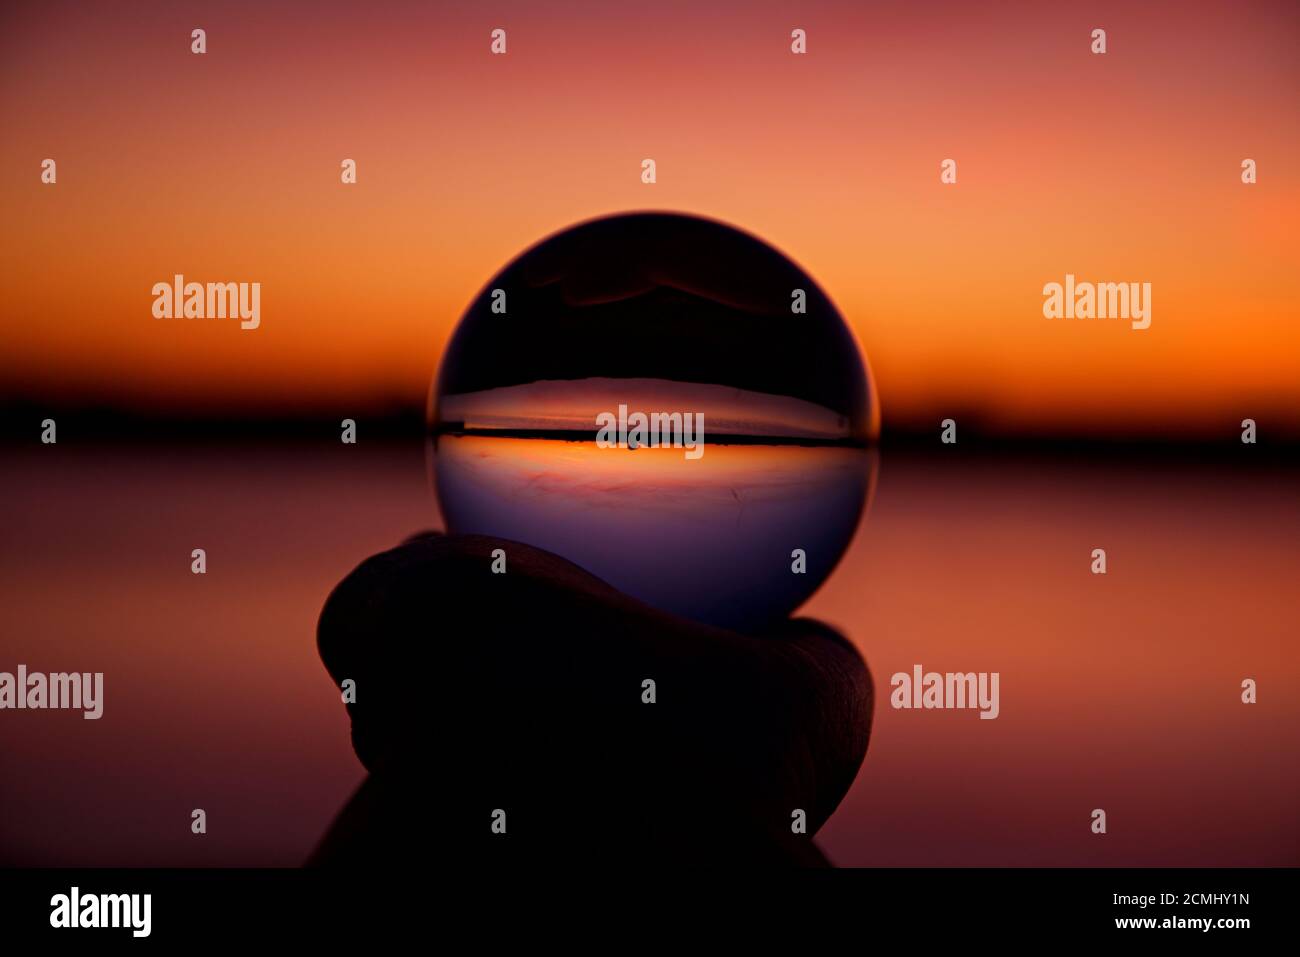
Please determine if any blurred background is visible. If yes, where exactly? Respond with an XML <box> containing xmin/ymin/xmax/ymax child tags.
<box><xmin>1</xmin><ymin>0</ymin><xmax>1297</xmax><ymax>865</ymax></box>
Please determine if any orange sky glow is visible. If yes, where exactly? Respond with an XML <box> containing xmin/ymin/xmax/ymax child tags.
<box><xmin>2</xmin><ymin>0</ymin><xmax>1297</xmax><ymax>438</ymax></box>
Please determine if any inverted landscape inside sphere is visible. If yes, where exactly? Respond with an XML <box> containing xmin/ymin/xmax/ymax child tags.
<box><xmin>429</xmin><ymin>212</ymin><xmax>878</xmax><ymax>631</ymax></box>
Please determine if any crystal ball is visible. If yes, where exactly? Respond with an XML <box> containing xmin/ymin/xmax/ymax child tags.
<box><xmin>429</xmin><ymin>212</ymin><xmax>878</xmax><ymax>632</ymax></box>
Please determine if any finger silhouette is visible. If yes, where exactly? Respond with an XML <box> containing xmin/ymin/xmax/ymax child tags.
<box><xmin>311</xmin><ymin>532</ymin><xmax>872</xmax><ymax>866</ymax></box>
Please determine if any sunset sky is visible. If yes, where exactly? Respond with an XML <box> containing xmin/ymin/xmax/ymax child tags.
<box><xmin>3</xmin><ymin>0</ymin><xmax>1297</xmax><ymax>438</ymax></box>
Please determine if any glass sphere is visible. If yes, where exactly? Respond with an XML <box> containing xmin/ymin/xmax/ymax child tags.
<box><xmin>429</xmin><ymin>212</ymin><xmax>878</xmax><ymax>632</ymax></box>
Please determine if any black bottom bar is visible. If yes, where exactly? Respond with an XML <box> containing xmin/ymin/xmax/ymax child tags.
<box><xmin>0</xmin><ymin>867</ymin><xmax>1291</xmax><ymax>943</ymax></box>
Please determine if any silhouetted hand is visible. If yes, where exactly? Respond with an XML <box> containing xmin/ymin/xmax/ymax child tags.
<box><xmin>309</xmin><ymin>532</ymin><xmax>872</xmax><ymax>866</ymax></box>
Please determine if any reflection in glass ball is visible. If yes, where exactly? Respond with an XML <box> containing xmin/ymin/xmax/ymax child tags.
<box><xmin>429</xmin><ymin>212</ymin><xmax>879</xmax><ymax>632</ymax></box>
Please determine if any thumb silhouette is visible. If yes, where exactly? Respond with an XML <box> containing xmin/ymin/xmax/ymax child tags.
<box><xmin>310</xmin><ymin>532</ymin><xmax>872</xmax><ymax>866</ymax></box>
